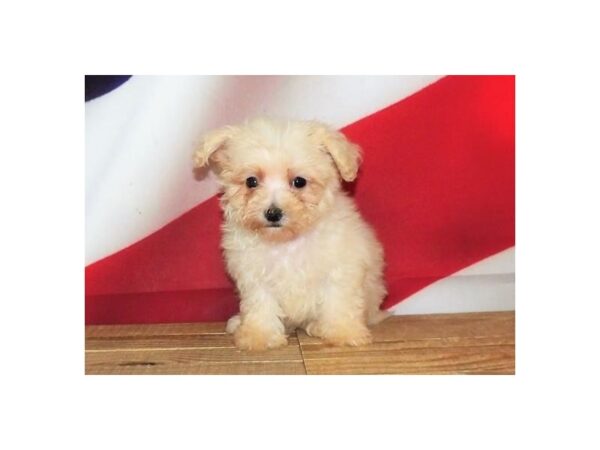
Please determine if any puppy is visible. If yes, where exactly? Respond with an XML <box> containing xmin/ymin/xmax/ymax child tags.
<box><xmin>195</xmin><ymin>117</ymin><xmax>388</xmax><ymax>350</ymax></box>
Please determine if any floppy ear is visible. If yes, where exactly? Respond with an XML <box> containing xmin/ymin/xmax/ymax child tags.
<box><xmin>311</xmin><ymin>123</ymin><xmax>362</xmax><ymax>182</ymax></box>
<box><xmin>193</xmin><ymin>126</ymin><xmax>237</xmax><ymax>173</ymax></box>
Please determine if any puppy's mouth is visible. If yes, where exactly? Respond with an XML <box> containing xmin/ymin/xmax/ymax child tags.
<box><xmin>265</xmin><ymin>223</ymin><xmax>282</xmax><ymax>228</ymax></box>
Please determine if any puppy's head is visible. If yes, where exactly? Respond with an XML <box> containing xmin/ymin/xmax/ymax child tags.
<box><xmin>195</xmin><ymin>118</ymin><xmax>361</xmax><ymax>242</ymax></box>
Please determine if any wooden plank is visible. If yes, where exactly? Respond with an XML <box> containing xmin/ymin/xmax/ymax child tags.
<box><xmin>86</xmin><ymin>349</ymin><xmax>306</xmax><ymax>375</ymax></box>
<box><xmin>85</xmin><ymin>322</ymin><xmax>227</xmax><ymax>338</ymax></box>
<box><xmin>85</xmin><ymin>323</ymin><xmax>306</xmax><ymax>375</ymax></box>
<box><xmin>298</xmin><ymin>312</ymin><xmax>514</xmax><ymax>344</ymax></box>
<box><xmin>393</xmin><ymin>311</ymin><xmax>510</xmax><ymax>340</ymax></box>
<box><xmin>86</xmin><ymin>334</ymin><xmax>302</xmax><ymax>361</ymax></box>
<box><xmin>299</xmin><ymin>334</ymin><xmax>514</xmax><ymax>354</ymax></box>
<box><xmin>87</xmin><ymin>333</ymin><xmax>243</xmax><ymax>351</ymax></box>
<box><xmin>298</xmin><ymin>312</ymin><xmax>515</xmax><ymax>375</ymax></box>
<box><xmin>298</xmin><ymin>345</ymin><xmax>514</xmax><ymax>374</ymax></box>
<box><xmin>85</xmin><ymin>312</ymin><xmax>515</xmax><ymax>375</ymax></box>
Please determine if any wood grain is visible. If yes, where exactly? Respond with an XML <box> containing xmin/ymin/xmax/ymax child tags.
<box><xmin>86</xmin><ymin>322</ymin><xmax>305</xmax><ymax>375</ymax></box>
<box><xmin>85</xmin><ymin>312</ymin><xmax>515</xmax><ymax>375</ymax></box>
<box><xmin>298</xmin><ymin>312</ymin><xmax>515</xmax><ymax>374</ymax></box>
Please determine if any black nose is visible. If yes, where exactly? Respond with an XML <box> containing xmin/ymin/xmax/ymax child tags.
<box><xmin>264</xmin><ymin>206</ymin><xmax>283</xmax><ymax>223</ymax></box>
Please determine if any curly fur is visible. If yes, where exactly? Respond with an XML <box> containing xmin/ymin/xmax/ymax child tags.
<box><xmin>195</xmin><ymin>117</ymin><xmax>388</xmax><ymax>350</ymax></box>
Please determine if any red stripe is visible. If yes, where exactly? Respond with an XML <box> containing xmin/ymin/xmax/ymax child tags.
<box><xmin>86</xmin><ymin>289</ymin><xmax>238</xmax><ymax>325</ymax></box>
<box><xmin>346</xmin><ymin>75</ymin><xmax>515</xmax><ymax>308</ymax></box>
<box><xmin>86</xmin><ymin>75</ymin><xmax>515</xmax><ymax>324</ymax></box>
<box><xmin>86</xmin><ymin>196</ymin><xmax>228</xmax><ymax>296</ymax></box>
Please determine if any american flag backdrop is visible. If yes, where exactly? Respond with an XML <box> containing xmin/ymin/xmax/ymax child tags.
<box><xmin>85</xmin><ymin>75</ymin><xmax>515</xmax><ymax>325</ymax></box>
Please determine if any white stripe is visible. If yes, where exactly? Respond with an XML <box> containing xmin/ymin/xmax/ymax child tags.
<box><xmin>86</xmin><ymin>76</ymin><xmax>442</xmax><ymax>264</ymax></box>
<box><xmin>389</xmin><ymin>247</ymin><xmax>515</xmax><ymax>315</ymax></box>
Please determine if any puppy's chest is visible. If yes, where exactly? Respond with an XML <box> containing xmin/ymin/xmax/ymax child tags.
<box><xmin>226</xmin><ymin>231</ymin><xmax>332</xmax><ymax>304</ymax></box>
<box><xmin>262</xmin><ymin>238</ymin><xmax>325</xmax><ymax>318</ymax></box>
<box><xmin>263</xmin><ymin>236</ymin><xmax>320</xmax><ymax>285</ymax></box>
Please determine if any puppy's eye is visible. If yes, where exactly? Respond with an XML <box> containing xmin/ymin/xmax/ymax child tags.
<box><xmin>245</xmin><ymin>176</ymin><xmax>259</xmax><ymax>188</ymax></box>
<box><xmin>292</xmin><ymin>177</ymin><xmax>307</xmax><ymax>188</ymax></box>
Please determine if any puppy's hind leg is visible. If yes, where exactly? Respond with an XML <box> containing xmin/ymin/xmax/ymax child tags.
<box><xmin>364</xmin><ymin>284</ymin><xmax>390</xmax><ymax>326</ymax></box>
<box><xmin>364</xmin><ymin>267</ymin><xmax>389</xmax><ymax>326</ymax></box>
<box><xmin>367</xmin><ymin>308</ymin><xmax>391</xmax><ymax>326</ymax></box>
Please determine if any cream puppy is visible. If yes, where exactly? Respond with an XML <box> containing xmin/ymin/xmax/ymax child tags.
<box><xmin>195</xmin><ymin>117</ymin><xmax>388</xmax><ymax>350</ymax></box>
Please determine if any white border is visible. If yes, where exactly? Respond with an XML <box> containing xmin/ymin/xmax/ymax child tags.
<box><xmin>3</xmin><ymin>1</ymin><xmax>599</xmax><ymax>448</ymax></box>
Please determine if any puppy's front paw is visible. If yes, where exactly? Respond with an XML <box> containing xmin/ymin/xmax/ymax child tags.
<box><xmin>306</xmin><ymin>320</ymin><xmax>373</xmax><ymax>347</ymax></box>
<box><xmin>323</xmin><ymin>325</ymin><xmax>373</xmax><ymax>347</ymax></box>
<box><xmin>225</xmin><ymin>314</ymin><xmax>241</xmax><ymax>334</ymax></box>
<box><xmin>234</xmin><ymin>325</ymin><xmax>288</xmax><ymax>351</ymax></box>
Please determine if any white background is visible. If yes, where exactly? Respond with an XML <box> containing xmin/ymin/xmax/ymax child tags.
<box><xmin>1</xmin><ymin>1</ymin><xmax>599</xmax><ymax>450</ymax></box>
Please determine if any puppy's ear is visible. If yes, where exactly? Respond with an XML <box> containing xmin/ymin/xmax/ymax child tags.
<box><xmin>193</xmin><ymin>126</ymin><xmax>237</xmax><ymax>174</ymax></box>
<box><xmin>311</xmin><ymin>123</ymin><xmax>362</xmax><ymax>182</ymax></box>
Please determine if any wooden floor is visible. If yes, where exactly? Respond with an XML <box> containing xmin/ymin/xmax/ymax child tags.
<box><xmin>85</xmin><ymin>311</ymin><xmax>515</xmax><ymax>375</ymax></box>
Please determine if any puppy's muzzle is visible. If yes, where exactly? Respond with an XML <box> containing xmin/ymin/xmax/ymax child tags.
<box><xmin>264</xmin><ymin>206</ymin><xmax>284</xmax><ymax>226</ymax></box>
